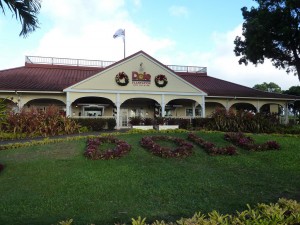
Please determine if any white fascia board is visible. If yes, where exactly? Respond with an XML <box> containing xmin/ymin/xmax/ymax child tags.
<box><xmin>207</xmin><ymin>96</ymin><xmax>298</xmax><ymax>101</ymax></box>
<box><xmin>64</xmin><ymin>88</ymin><xmax>207</xmax><ymax>96</ymax></box>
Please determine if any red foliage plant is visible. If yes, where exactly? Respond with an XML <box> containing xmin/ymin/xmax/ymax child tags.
<box><xmin>140</xmin><ymin>135</ymin><xmax>194</xmax><ymax>158</ymax></box>
<box><xmin>224</xmin><ymin>132</ymin><xmax>280</xmax><ymax>151</ymax></box>
<box><xmin>188</xmin><ymin>133</ymin><xmax>237</xmax><ymax>156</ymax></box>
<box><xmin>84</xmin><ymin>136</ymin><xmax>131</xmax><ymax>160</ymax></box>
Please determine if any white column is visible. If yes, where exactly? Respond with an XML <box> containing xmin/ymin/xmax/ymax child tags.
<box><xmin>66</xmin><ymin>92</ymin><xmax>71</xmax><ymax>117</ymax></box>
<box><xmin>201</xmin><ymin>95</ymin><xmax>206</xmax><ymax>118</ymax></box>
<box><xmin>284</xmin><ymin>102</ymin><xmax>289</xmax><ymax>124</ymax></box>
<box><xmin>116</xmin><ymin>93</ymin><xmax>121</xmax><ymax>129</ymax></box>
<box><xmin>256</xmin><ymin>100</ymin><xmax>260</xmax><ymax>113</ymax></box>
<box><xmin>161</xmin><ymin>94</ymin><xmax>165</xmax><ymax>117</ymax></box>
<box><xmin>192</xmin><ymin>102</ymin><xmax>196</xmax><ymax>118</ymax></box>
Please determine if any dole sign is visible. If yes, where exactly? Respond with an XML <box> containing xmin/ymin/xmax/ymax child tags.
<box><xmin>132</xmin><ymin>71</ymin><xmax>151</xmax><ymax>86</ymax></box>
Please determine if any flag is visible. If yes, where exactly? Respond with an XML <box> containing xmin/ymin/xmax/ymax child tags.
<box><xmin>113</xmin><ymin>29</ymin><xmax>125</xmax><ymax>39</ymax></box>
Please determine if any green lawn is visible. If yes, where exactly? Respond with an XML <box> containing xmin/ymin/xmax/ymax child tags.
<box><xmin>0</xmin><ymin>131</ymin><xmax>299</xmax><ymax>225</ymax></box>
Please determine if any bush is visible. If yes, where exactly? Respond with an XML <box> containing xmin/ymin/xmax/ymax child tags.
<box><xmin>74</xmin><ymin>118</ymin><xmax>116</xmax><ymax>131</ymax></box>
<box><xmin>129</xmin><ymin>116</ymin><xmax>143</xmax><ymax>126</ymax></box>
<box><xmin>143</xmin><ymin>118</ymin><xmax>153</xmax><ymax>125</ymax></box>
<box><xmin>208</xmin><ymin>107</ymin><xmax>279</xmax><ymax>133</ymax></box>
<box><xmin>107</xmin><ymin>118</ymin><xmax>116</xmax><ymax>130</ymax></box>
<box><xmin>2</xmin><ymin>106</ymin><xmax>80</xmax><ymax>137</ymax></box>
<box><xmin>191</xmin><ymin>118</ymin><xmax>212</xmax><ymax>129</ymax></box>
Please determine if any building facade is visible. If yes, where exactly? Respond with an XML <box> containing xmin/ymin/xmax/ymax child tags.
<box><xmin>0</xmin><ymin>51</ymin><xmax>299</xmax><ymax>129</ymax></box>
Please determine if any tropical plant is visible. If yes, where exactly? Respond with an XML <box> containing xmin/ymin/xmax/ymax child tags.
<box><xmin>140</xmin><ymin>135</ymin><xmax>194</xmax><ymax>158</ymax></box>
<box><xmin>84</xmin><ymin>136</ymin><xmax>131</xmax><ymax>160</ymax></box>
<box><xmin>0</xmin><ymin>0</ymin><xmax>41</xmax><ymax>37</ymax></box>
<box><xmin>188</xmin><ymin>133</ymin><xmax>237</xmax><ymax>156</ymax></box>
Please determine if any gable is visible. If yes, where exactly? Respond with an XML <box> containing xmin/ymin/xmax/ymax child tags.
<box><xmin>65</xmin><ymin>53</ymin><xmax>205</xmax><ymax>94</ymax></box>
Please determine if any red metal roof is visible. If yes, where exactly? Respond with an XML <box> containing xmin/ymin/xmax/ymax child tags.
<box><xmin>177</xmin><ymin>72</ymin><xmax>300</xmax><ymax>100</ymax></box>
<box><xmin>0</xmin><ymin>63</ymin><xmax>103</xmax><ymax>92</ymax></box>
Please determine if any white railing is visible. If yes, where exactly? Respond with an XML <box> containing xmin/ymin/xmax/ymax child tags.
<box><xmin>26</xmin><ymin>56</ymin><xmax>115</xmax><ymax>68</ymax></box>
<box><xmin>25</xmin><ymin>56</ymin><xmax>207</xmax><ymax>73</ymax></box>
<box><xmin>72</xmin><ymin>116</ymin><xmax>115</xmax><ymax>119</ymax></box>
<box><xmin>167</xmin><ymin>65</ymin><xmax>207</xmax><ymax>73</ymax></box>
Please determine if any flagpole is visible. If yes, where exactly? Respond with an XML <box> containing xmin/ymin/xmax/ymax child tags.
<box><xmin>123</xmin><ymin>29</ymin><xmax>125</xmax><ymax>59</ymax></box>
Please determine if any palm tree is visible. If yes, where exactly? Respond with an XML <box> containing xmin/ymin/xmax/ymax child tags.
<box><xmin>0</xmin><ymin>0</ymin><xmax>41</xmax><ymax>37</ymax></box>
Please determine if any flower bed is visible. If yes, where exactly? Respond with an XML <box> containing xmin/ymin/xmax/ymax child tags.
<box><xmin>84</xmin><ymin>136</ymin><xmax>131</xmax><ymax>160</ymax></box>
<box><xmin>224</xmin><ymin>132</ymin><xmax>280</xmax><ymax>151</ymax></box>
<box><xmin>140</xmin><ymin>136</ymin><xmax>194</xmax><ymax>158</ymax></box>
<box><xmin>188</xmin><ymin>133</ymin><xmax>237</xmax><ymax>156</ymax></box>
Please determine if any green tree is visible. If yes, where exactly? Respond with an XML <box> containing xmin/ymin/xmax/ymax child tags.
<box><xmin>253</xmin><ymin>82</ymin><xmax>282</xmax><ymax>93</ymax></box>
<box><xmin>0</xmin><ymin>0</ymin><xmax>41</xmax><ymax>37</ymax></box>
<box><xmin>283</xmin><ymin>86</ymin><xmax>300</xmax><ymax>118</ymax></box>
<box><xmin>234</xmin><ymin>0</ymin><xmax>300</xmax><ymax>81</ymax></box>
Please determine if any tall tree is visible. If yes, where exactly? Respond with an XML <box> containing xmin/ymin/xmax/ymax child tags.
<box><xmin>283</xmin><ymin>85</ymin><xmax>300</xmax><ymax>118</ymax></box>
<box><xmin>234</xmin><ymin>0</ymin><xmax>300</xmax><ymax>81</ymax></box>
<box><xmin>0</xmin><ymin>0</ymin><xmax>41</xmax><ymax>37</ymax></box>
<box><xmin>253</xmin><ymin>82</ymin><xmax>282</xmax><ymax>93</ymax></box>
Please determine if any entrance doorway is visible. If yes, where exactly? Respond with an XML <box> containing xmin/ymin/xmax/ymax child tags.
<box><xmin>120</xmin><ymin>109</ymin><xmax>129</xmax><ymax>128</ymax></box>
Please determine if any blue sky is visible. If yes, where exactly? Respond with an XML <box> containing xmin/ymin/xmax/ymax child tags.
<box><xmin>0</xmin><ymin>0</ymin><xmax>299</xmax><ymax>89</ymax></box>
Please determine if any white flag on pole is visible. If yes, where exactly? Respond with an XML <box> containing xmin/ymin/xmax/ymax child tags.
<box><xmin>113</xmin><ymin>29</ymin><xmax>125</xmax><ymax>39</ymax></box>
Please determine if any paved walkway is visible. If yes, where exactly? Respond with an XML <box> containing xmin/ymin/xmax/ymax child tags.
<box><xmin>0</xmin><ymin>129</ymin><xmax>130</xmax><ymax>146</ymax></box>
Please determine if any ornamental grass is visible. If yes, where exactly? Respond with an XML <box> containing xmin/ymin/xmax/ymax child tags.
<box><xmin>140</xmin><ymin>135</ymin><xmax>194</xmax><ymax>158</ymax></box>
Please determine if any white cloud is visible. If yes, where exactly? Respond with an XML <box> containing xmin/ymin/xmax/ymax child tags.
<box><xmin>169</xmin><ymin>5</ymin><xmax>189</xmax><ymax>17</ymax></box>
<box><xmin>156</xmin><ymin>24</ymin><xmax>299</xmax><ymax>90</ymax></box>
<box><xmin>30</xmin><ymin>0</ymin><xmax>174</xmax><ymax>61</ymax></box>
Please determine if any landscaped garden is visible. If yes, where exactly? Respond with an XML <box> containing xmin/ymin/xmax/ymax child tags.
<box><xmin>0</xmin><ymin>130</ymin><xmax>300</xmax><ymax>224</ymax></box>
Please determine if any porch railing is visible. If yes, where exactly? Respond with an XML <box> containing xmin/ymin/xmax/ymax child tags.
<box><xmin>25</xmin><ymin>56</ymin><xmax>207</xmax><ymax>73</ymax></box>
<box><xmin>71</xmin><ymin>116</ymin><xmax>115</xmax><ymax>119</ymax></box>
<box><xmin>25</xmin><ymin>56</ymin><xmax>115</xmax><ymax>68</ymax></box>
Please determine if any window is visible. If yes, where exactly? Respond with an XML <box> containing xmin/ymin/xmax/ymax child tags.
<box><xmin>185</xmin><ymin>106</ymin><xmax>202</xmax><ymax>116</ymax></box>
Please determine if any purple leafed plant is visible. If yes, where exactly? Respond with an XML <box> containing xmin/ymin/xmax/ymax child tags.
<box><xmin>224</xmin><ymin>132</ymin><xmax>280</xmax><ymax>151</ymax></box>
<box><xmin>140</xmin><ymin>135</ymin><xmax>194</xmax><ymax>158</ymax></box>
<box><xmin>84</xmin><ymin>136</ymin><xmax>131</xmax><ymax>160</ymax></box>
<box><xmin>188</xmin><ymin>133</ymin><xmax>237</xmax><ymax>156</ymax></box>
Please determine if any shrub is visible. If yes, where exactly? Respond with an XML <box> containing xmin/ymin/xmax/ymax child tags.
<box><xmin>140</xmin><ymin>135</ymin><xmax>194</xmax><ymax>158</ymax></box>
<box><xmin>208</xmin><ymin>107</ymin><xmax>279</xmax><ymax>133</ymax></box>
<box><xmin>129</xmin><ymin>116</ymin><xmax>143</xmax><ymax>126</ymax></box>
<box><xmin>191</xmin><ymin>118</ymin><xmax>212</xmax><ymax>129</ymax></box>
<box><xmin>188</xmin><ymin>133</ymin><xmax>237</xmax><ymax>156</ymax></box>
<box><xmin>224</xmin><ymin>132</ymin><xmax>281</xmax><ymax>151</ymax></box>
<box><xmin>74</xmin><ymin>118</ymin><xmax>106</xmax><ymax>131</ymax></box>
<box><xmin>2</xmin><ymin>106</ymin><xmax>80</xmax><ymax>137</ymax></box>
<box><xmin>84</xmin><ymin>136</ymin><xmax>131</xmax><ymax>160</ymax></box>
<box><xmin>107</xmin><ymin>118</ymin><xmax>116</xmax><ymax>130</ymax></box>
<box><xmin>143</xmin><ymin>117</ymin><xmax>153</xmax><ymax>125</ymax></box>
<box><xmin>154</xmin><ymin>117</ymin><xmax>165</xmax><ymax>125</ymax></box>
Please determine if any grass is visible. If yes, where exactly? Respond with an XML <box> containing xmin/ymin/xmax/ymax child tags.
<box><xmin>0</xmin><ymin>131</ymin><xmax>299</xmax><ymax>225</ymax></box>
